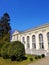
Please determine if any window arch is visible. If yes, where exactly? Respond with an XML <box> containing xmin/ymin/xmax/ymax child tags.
<box><xmin>27</xmin><ymin>36</ymin><xmax>30</xmax><ymax>48</ymax></box>
<box><xmin>32</xmin><ymin>35</ymin><xmax>36</xmax><ymax>48</ymax></box>
<box><xmin>47</xmin><ymin>32</ymin><xmax>49</xmax><ymax>49</ymax></box>
<box><xmin>39</xmin><ymin>34</ymin><xmax>44</xmax><ymax>49</ymax></box>
<box><xmin>22</xmin><ymin>37</ymin><xmax>25</xmax><ymax>44</ymax></box>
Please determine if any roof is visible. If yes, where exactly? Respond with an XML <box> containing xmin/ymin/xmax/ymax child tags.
<box><xmin>12</xmin><ymin>23</ymin><xmax>49</xmax><ymax>35</ymax></box>
<box><xmin>22</xmin><ymin>23</ymin><xmax>49</xmax><ymax>33</ymax></box>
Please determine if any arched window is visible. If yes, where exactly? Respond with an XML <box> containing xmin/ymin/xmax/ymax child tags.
<box><xmin>22</xmin><ymin>37</ymin><xmax>25</xmax><ymax>44</ymax></box>
<box><xmin>47</xmin><ymin>32</ymin><xmax>49</xmax><ymax>49</ymax></box>
<box><xmin>32</xmin><ymin>35</ymin><xmax>36</xmax><ymax>48</ymax></box>
<box><xmin>39</xmin><ymin>34</ymin><xmax>44</xmax><ymax>49</ymax></box>
<box><xmin>27</xmin><ymin>36</ymin><xmax>30</xmax><ymax>48</ymax></box>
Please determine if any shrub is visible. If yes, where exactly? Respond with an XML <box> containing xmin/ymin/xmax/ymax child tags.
<box><xmin>41</xmin><ymin>54</ymin><xmax>45</xmax><ymax>58</ymax></box>
<box><xmin>30</xmin><ymin>58</ymin><xmax>33</xmax><ymax>61</ymax></box>
<box><xmin>38</xmin><ymin>55</ymin><xmax>41</xmax><ymax>59</ymax></box>
<box><xmin>1</xmin><ymin>42</ymin><xmax>10</xmax><ymax>59</ymax></box>
<box><xmin>35</xmin><ymin>56</ymin><xmax>38</xmax><ymax>59</ymax></box>
<box><xmin>0</xmin><ymin>52</ymin><xmax>1</xmax><ymax>57</ymax></box>
<box><xmin>11</xmin><ymin>55</ymin><xmax>16</xmax><ymax>61</ymax></box>
<box><xmin>8</xmin><ymin>41</ymin><xmax>25</xmax><ymax>61</ymax></box>
<box><xmin>2</xmin><ymin>54</ymin><xmax>9</xmax><ymax>59</ymax></box>
<box><xmin>0</xmin><ymin>41</ymin><xmax>6</xmax><ymax>57</ymax></box>
<box><xmin>21</xmin><ymin>56</ymin><xmax>27</xmax><ymax>60</ymax></box>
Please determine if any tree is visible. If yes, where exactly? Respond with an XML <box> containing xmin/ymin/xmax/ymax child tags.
<box><xmin>1</xmin><ymin>42</ymin><xmax>10</xmax><ymax>59</ymax></box>
<box><xmin>0</xmin><ymin>13</ymin><xmax>11</xmax><ymax>41</ymax></box>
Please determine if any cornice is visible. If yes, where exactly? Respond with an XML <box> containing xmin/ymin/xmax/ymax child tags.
<box><xmin>21</xmin><ymin>23</ymin><xmax>49</xmax><ymax>34</ymax></box>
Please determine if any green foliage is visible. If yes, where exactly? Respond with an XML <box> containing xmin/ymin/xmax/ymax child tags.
<box><xmin>11</xmin><ymin>55</ymin><xmax>16</xmax><ymax>61</ymax></box>
<box><xmin>8</xmin><ymin>41</ymin><xmax>25</xmax><ymax>61</ymax></box>
<box><xmin>1</xmin><ymin>42</ymin><xmax>10</xmax><ymax>59</ymax></box>
<box><xmin>38</xmin><ymin>55</ymin><xmax>41</xmax><ymax>59</ymax></box>
<box><xmin>22</xmin><ymin>56</ymin><xmax>27</xmax><ymax>60</ymax></box>
<box><xmin>0</xmin><ymin>40</ymin><xmax>6</xmax><ymax>57</ymax></box>
<box><xmin>2</xmin><ymin>54</ymin><xmax>9</xmax><ymax>59</ymax></box>
<box><xmin>29</xmin><ymin>58</ymin><xmax>33</xmax><ymax>61</ymax></box>
<box><xmin>0</xmin><ymin>40</ymin><xmax>6</xmax><ymax>49</ymax></box>
<box><xmin>1</xmin><ymin>41</ymin><xmax>25</xmax><ymax>61</ymax></box>
<box><xmin>0</xmin><ymin>13</ymin><xmax>11</xmax><ymax>41</ymax></box>
<box><xmin>41</xmin><ymin>54</ymin><xmax>45</xmax><ymax>58</ymax></box>
<box><xmin>35</xmin><ymin>56</ymin><xmax>38</xmax><ymax>59</ymax></box>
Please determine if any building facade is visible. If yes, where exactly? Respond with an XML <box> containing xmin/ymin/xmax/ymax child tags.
<box><xmin>11</xmin><ymin>23</ymin><xmax>49</xmax><ymax>56</ymax></box>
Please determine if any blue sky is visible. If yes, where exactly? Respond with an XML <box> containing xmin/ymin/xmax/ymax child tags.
<box><xmin>0</xmin><ymin>0</ymin><xmax>49</xmax><ymax>31</ymax></box>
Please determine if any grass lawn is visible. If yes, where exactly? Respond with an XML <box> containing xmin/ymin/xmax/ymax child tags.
<box><xmin>0</xmin><ymin>55</ymin><xmax>36</xmax><ymax>65</ymax></box>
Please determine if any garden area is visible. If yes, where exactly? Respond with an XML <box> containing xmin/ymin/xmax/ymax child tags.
<box><xmin>0</xmin><ymin>41</ymin><xmax>45</xmax><ymax>65</ymax></box>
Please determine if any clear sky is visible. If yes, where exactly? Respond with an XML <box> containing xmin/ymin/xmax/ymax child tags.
<box><xmin>0</xmin><ymin>0</ymin><xmax>49</xmax><ymax>31</ymax></box>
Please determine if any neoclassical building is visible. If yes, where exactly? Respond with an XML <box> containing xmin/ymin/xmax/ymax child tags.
<box><xmin>11</xmin><ymin>23</ymin><xmax>49</xmax><ymax>56</ymax></box>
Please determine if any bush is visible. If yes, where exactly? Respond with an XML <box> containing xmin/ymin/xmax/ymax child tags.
<box><xmin>8</xmin><ymin>41</ymin><xmax>25</xmax><ymax>61</ymax></box>
<box><xmin>41</xmin><ymin>54</ymin><xmax>45</xmax><ymax>58</ymax></box>
<box><xmin>1</xmin><ymin>42</ymin><xmax>10</xmax><ymax>59</ymax></box>
<box><xmin>11</xmin><ymin>55</ymin><xmax>16</xmax><ymax>61</ymax></box>
<box><xmin>0</xmin><ymin>52</ymin><xmax>1</xmax><ymax>57</ymax></box>
<box><xmin>21</xmin><ymin>56</ymin><xmax>27</xmax><ymax>60</ymax></box>
<box><xmin>38</xmin><ymin>55</ymin><xmax>41</xmax><ymax>59</ymax></box>
<box><xmin>30</xmin><ymin>58</ymin><xmax>33</xmax><ymax>61</ymax></box>
<box><xmin>0</xmin><ymin>41</ymin><xmax>6</xmax><ymax>56</ymax></box>
<box><xmin>35</xmin><ymin>56</ymin><xmax>38</xmax><ymax>59</ymax></box>
<box><xmin>3</xmin><ymin>54</ymin><xmax>9</xmax><ymax>59</ymax></box>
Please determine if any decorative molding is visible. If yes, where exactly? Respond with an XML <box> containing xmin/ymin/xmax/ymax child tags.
<box><xmin>42</xmin><ymin>29</ymin><xmax>46</xmax><ymax>32</ymax></box>
<box><xmin>35</xmin><ymin>31</ymin><xmax>38</xmax><ymax>34</ymax></box>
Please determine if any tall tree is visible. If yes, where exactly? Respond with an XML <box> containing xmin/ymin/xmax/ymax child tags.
<box><xmin>0</xmin><ymin>13</ymin><xmax>11</xmax><ymax>41</ymax></box>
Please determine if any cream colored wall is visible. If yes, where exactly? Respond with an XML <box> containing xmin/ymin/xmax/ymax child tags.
<box><xmin>11</xmin><ymin>25</ymin><xmax>49</xmax><ymax>53</ymax></box>
<box><xmin>20</xmin><ymin>27</ymin><xmax>49</xmax><ymax>52</ymax></box>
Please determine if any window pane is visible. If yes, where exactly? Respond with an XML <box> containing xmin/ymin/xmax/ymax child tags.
<box><xmin>27</xmin><ymin>36</ymin><xmax>30</xmax><ymax>48</ymax></box>
<box><xmin>32</xmin><ymin>35</ymin><xmax>36</xmax><ymax>48</ymax></box>
<box><xmin>47</xmin><ymin>32</ymin><xmax>49</xmax><ymax>41</ymax></box>
<box><xmin>22</xmin><ymin>37</ymin><xmax>25</xmax><ymax>43</ymax></box>
<box><xmin>47</xmin><ymin>32</ymin><xmax>49</xmax><ymax>49</ymax></box>
<box><xmin>39</xmin><ymin>34</ymin><xmax>44</xmax><ymax>49</ymax></box>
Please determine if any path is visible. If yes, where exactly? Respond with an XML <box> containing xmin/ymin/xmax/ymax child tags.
<box><xmin>28</xmin><ymin>57</ymin><xmax>49</xmax><ymax>65</ymax></box>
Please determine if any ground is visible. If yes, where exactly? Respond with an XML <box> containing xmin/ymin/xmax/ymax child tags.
<box><xmin>28</xmin><ymin>56</ymin><xmax>49</xmax><ymax>65</ymax></box>
<box><xmin>0</xmin><ymin>55</ymin><xmax>49</xmax><ymax>65</ymax></box>
<box><xmin>0</xmin><ymin>55</ymin><xmax>35</xmax><ymax>65</ymax></box>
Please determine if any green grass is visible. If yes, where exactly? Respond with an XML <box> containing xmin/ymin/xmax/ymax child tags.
<box><xmin>0</xmin><ymin>54</ymin><xmax>38</xmax><ymax>65</ymax></box>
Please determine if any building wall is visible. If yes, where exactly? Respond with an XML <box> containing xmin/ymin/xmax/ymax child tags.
<box><xmin>11</xmin><ymin>24</ymin><xmax>49</xmax><ymax>56</ymax></box>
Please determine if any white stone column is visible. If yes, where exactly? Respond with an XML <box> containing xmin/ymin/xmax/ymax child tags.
<box><xmin>43</xmin><ymin>32</ymin><xmax>48</xmax><ymax>51</ymax></box>
<box><xmin>36</xmin><ymin>33</ymin><xmax>40</xmax><ymax>50</ymax></box>
<box><xmin>25</xmin><ymin>36</ymin><xmax>27</xmax><ymax>49</ymax></box>
<box><xmin>30</xmin><ymin>35</ymin><xmax>32</xmax><ymax>49</ymax></box>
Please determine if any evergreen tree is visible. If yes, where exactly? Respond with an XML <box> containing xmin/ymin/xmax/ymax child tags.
<box><xmin>0</xmin><ymin>13</ymin><xmax>11</xmax><ymax>41</ymax></box>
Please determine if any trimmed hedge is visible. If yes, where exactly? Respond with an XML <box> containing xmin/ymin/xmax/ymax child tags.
<box><xmin>38</xmin><ymin>55</ymin><xmax>41</xmax><ymax>59</ymax></box>
<box><xmin>35</xmin><ymin>56</ymin><xmax>38</xmax><ymax>59</ymax></box>
<box><xmin>41</xmin><ymin>54</ymin><xmax>45</xmax><ymax>58</ymax></box>
<box><xmin>29</xmin><ymin>58</ymin><xmax>33</xmax><ymax>61</ymax></box>
<box><xmin>1</xmin><ymin>41</ymin><xmax>25</xmax><ymax>61</ymax></box>
<box><xmin>8</xmin><ymin>41</ymin><xmax>25</xmax><ymax>61</ymax></box>
<box><xmin>11</xmin><ymin>55</ymin><xmax>16</xmax><ymax>61</ymax></box>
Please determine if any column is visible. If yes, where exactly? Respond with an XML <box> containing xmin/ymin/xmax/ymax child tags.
<box><xmin>43</xmin><ymin>32</ymin><xmax>48</xmax><ymax>50</ymax></box>
<box><xmin>30</xmin><ymin>35</ymin><xmax>32</xmax><ymax>49</ymax></box>
<box><xmin>36</xmin><ymin>34</ymin><xmax>39</xmax><ymax>50</ymax></box>
<box><xmin>25</xmin><ymin>36</ymin><xmax>27</xmax><ymax>49</ymax></box>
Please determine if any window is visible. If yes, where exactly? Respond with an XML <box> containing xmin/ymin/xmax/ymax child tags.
<box><xmin>27</xmin><ymin>36</ymin><xmax>30</xmax><ymax>48</ymax></box>
<box><xmin>32</xmin><ymin>35</ymin><xmax>36</xmax><ymax>49</ymax></box>
<box><xmin>17</xmin><ymin>35</ymin><xmax>18</xmax><ymax>40</ymax></box>
<box><xmin>47</xmin><ymin>32</ymin><xmax>49</xmax><ymax>49</ymax></box>
<box><xmin>22</xmin><ymin>37</ymin><xmax>25</xmax><ymax>44</ymax></box>
<box><xmin>39</xmin><ymin>34</ymin><xmax>44</xmax><ymax>49</ymax></box>
<box><xmin>14</xmin><ymin>36</ymin><xmax>15</xmax><ymax>40</ymax></box>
